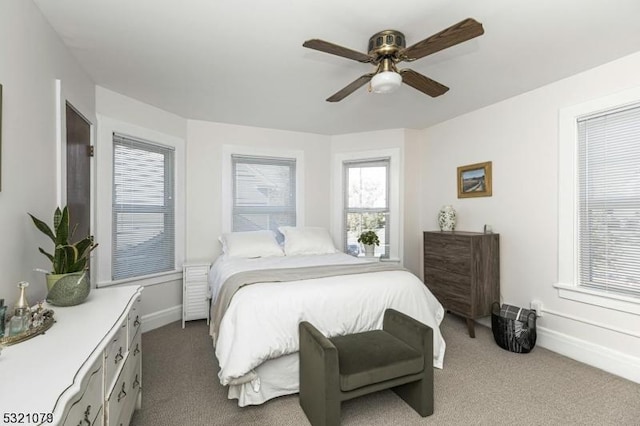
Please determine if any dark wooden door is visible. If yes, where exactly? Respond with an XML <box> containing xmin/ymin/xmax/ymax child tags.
<box><xmin>66</xmin><ymin>103</ymin><xmax>91</xmax><ymax>242</ymax></box>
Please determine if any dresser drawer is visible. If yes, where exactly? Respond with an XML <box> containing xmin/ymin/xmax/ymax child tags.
<box><xmin>128</xmin><ymin>296</ymin><xmax>142</xmax><ymax>348</ymax></box>
<box><xmin>424</xmin><ymin>234</ymin><xmax>471</xmax><ymax>274</ymax></box>
<box><xmin>104</xmin><ymin>318</ymin><xmax>128</xmax><ymax>391</ymax></box>
<box><xmin>424</xmin><ymin>269</ymin><xmax>471</xmax><ymax>315</ymax></box>
<box><xmin>107</xmin><ymin>332</ymin><xmax>142</xmax><ymax>426</ymax></box>
<box><xmin>61</xmin><ymin>356</ymin><xmax>103</xmax><ymax>426</ymax></box>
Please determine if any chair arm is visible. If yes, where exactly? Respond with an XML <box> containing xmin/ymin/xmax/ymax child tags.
<box><xmin>299</xmin><ymin>321</ymin><xmax>340</xmax><ymax>404</ymax></box>
<box><xmin>383</xmin><ymin>309</ymin><xmax>433</xmax><ymax>361</ymax></box>
<box><xmin>299</xmin><ymin>321</ymin><xmax>339</xmax><ymax>380</ymax></box>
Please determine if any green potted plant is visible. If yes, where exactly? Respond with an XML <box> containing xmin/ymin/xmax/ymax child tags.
<box><xmin>357</xmin><ymin>230</ymin><xmax>380</xmax><ymax>257</ymax></box>
<box><xmin>29</xmin><ymin>206</ymin><xmax>98</xmax><ymax>306</ymax></box>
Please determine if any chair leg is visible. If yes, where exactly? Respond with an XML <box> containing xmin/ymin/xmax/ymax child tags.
<box><xmin>393</xmin><ymin>376</ymin><xmax>434</xmax><ymax>417</ymax></box>
<box><xmin>300</xmin><ymin>394</ymin><xmax>341</xmax><ymax>426</ymax></box>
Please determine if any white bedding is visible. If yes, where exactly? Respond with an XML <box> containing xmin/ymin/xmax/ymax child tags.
<box><xmin>208</xmin><ymin>253</ymin><xmax>446</xmax><ymax>405</ymax></box>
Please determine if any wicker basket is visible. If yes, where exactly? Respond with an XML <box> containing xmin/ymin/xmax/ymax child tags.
<box><xmin>491</xmin><ymin>302</ymin><xmax>537</xmax><ymax>353</ymax></box>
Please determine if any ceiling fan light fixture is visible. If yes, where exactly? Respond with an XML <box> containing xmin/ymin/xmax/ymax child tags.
<box><xmin>370</xmin><ymin>71</ymin><xmax>402</xmax><ymax>94</ymax></box>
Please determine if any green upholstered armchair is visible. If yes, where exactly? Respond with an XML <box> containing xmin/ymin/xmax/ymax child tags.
<box><xmin>299</xmin><ymin>309</ymin><xmax>434</xmax><ymax>426</ymax></box>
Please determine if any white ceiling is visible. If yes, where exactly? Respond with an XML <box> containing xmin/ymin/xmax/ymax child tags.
<box><xmin>35</xmin><ymin>0</ymin><xmax>640</xmax><ymax>135</ymax></box>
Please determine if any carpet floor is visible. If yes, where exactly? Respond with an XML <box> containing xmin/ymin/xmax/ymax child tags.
<box><xmin>130</xmin><ymin>314</ymin><xmax>640</xmax><ymax>425</ymax></box>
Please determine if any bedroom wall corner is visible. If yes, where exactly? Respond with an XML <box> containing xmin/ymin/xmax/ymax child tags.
<box><xmin>95</xmin><ymin>87</ymin><xmax>187</xmax><ymax>323</ymax></box>
<box><xmin>185</xmin><ymin>120</ymin><xmax>331</xmax><ymax>262</ymax></box>
<box><xmin>419</xmin><ymin>50</ymin><xmax>640</xmax><ymax>383</ymax></box>
<box><xmin>0</xmin><ymin>0</ymin><xmax>96</xmax><ymax>305</ymax></box>
<box><xmin>402</xmin><ymin>129</ymin><xmax>426</xmax><ymax>277</ymax></box>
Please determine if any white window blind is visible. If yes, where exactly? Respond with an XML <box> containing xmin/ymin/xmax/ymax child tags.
<box><xmin>343</xmin><ymin>158</ymin><xmax>390</xmax><ymax>258</ymax></box>
<box><xmin>112</xmin><ymin>133</ymin><xmax>175</xmax><ymax>281</ymax></box>
<box><xmin>577</xmin><ymin>103</ymin><xmax>640</xmax><ymax>297</ymax></box>
<box><xmin>232</xmin><ymin>154</ymin><xmax>296</xmax><ymax>235</ymax></box>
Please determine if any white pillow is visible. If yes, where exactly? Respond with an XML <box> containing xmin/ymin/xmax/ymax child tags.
<box><xmin>219</xmin><ymin>230</ymin><xmax>284</xmax><ymax>258</ymax></box>
<box><xmin>279</xmin><ymin>226</ymin><xmax>337</xmax><ymax>256</ymax></box>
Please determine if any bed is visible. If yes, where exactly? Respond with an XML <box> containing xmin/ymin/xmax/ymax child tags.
<box><xmin>208</xmin><ymin>227</ymin><xmax>446</xmax><ymax>406</ymax></box>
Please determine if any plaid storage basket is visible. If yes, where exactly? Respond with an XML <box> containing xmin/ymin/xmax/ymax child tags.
<box><xmin>491</xmin><ymin>302</ymin><xmax>537</xmax><ymax>353</ymax></box>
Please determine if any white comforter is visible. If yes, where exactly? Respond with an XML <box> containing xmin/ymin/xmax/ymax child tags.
<box><xmin>209</xmin><ymin>253</ymin><xmax>446</xmax><ymax>386</ymax></box>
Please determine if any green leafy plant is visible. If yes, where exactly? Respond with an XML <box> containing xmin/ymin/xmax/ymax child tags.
<box><xmin>357</xmin><ymin>230</ymin><xmax>380</xmax><ymax>246</ymax></box>
<box><xmin>29</xmin><ymin>206</ymin><xmax>97</xmax><ymax>274</ymax></box>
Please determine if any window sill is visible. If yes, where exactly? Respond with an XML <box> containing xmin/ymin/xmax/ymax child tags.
<box><xmin>553</xmin><ymin>282</ymin><xmax>640</xmax><ymax>315</ymax></box>
<box><xmin>97</xmin><ymin>270</ymin><xmax>183</xmax><ymax>288</ymax></box>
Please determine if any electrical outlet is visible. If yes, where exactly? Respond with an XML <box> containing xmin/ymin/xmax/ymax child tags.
<box><xmin>530</xmin><ymin>300</ymin><xmax>543</xmax><ymax>317</ymax></box>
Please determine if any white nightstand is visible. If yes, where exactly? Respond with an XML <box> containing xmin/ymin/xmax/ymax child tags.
<box><xmin>182</xmin><ymin>261</ymin><xmax>211</xmax><ymax>328</ymax></box>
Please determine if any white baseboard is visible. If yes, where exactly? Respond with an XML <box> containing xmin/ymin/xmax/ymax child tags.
<box><xmin>141</xmin><ymin>305</ymin><xmax>182</xmax><ymax>333</ymax></box>
<box><xmin>475</xmin><ymin>317</ymin><xmax>639</xmax><ymax>383</ymax></box>
<box><xmin>536</xmin><ymin>326</ymin><xmax>640</xmax><ymax>384</ymax></box>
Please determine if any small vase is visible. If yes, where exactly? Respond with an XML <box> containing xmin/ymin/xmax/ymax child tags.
<box><xmin>438</xmin><ymin>205</ymin><xmax>457</xmax><ymax>232</ymax></box>
<box><xmin>46</xmin><ymin>271</ymin><xmax>90</xmax><ymax>307</ymax></box>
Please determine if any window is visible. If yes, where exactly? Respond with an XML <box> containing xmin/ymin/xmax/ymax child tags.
<box><xmin>343</xmin><ymin>158</ymin><xmax>390</xmax><ymax>258</ymax></box>
<box><xmin>557</xmin><ymin>87</ymin><xmax>640</xmax><ymax>314</ymax></box>
<box><xmin>112</xmin><ymin>133</ymin><xmax>175</xmax><ymax>281</ymax></box>
<box><xmin>576</xmin><ymin>104</ymin><xmax>640</xmax><ymax>298</ymax></box>
<box><xmin>231</xmin><ymin>154</ymin><xmax>296</xmax><ymax>235</ymax></box>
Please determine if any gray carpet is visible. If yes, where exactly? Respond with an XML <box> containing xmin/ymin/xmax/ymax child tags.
<box><xmin>130</xmin><ymin>314</ymin><xmax>640</xmax><ymax>425</ymax></box>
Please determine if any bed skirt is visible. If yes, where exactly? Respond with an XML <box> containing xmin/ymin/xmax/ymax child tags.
<box><xmin>227</xmin><ymin>353</ymin><xmax>300</xmax><ymax>406</ymax></box>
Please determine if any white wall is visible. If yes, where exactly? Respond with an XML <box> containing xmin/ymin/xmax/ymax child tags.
<box><xmin>95</xmin><ymin>87</ymin><xmax>187</xmax><ymax>322</ymax></box>
<box><xmin>0</xmin><ymin>1</ymin><xmax>95</xmax><ymax>304</ymax></box>
<box><xmin>421</xmin><ymin>51</ymin><xmax>640</xmax><ymax>382</ymax></box>
<box><xmin>185</xmin><ymin>120</ymin><xmax>331</xmax><ymax>261</ymax></box>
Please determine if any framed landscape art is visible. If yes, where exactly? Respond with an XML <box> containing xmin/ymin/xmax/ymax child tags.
<box><xmin>457</xmin><ymin>161</ymin><xmax>492</xmax><ymax>198</ymax></box>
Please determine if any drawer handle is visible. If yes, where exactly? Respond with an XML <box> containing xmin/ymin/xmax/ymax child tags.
<box><xmin>117</xmin><ymin>382</ymin><xmax>127</xmax><ymax>402</ymax></box>
<box><xmin>114</xmin><ymin>347</ymin><xmax>124</xmax><ymax>364</ymax></box>
<box><xmin>133</xmin><ymin>374</ymin><xmax>140</xmax><ymax>389</ymax></box>
<box><xmin>134</xmin><ymin>315</ymin><xmax>141</xmax><ymax>327</ymax></box>
<box><xmin>134</xmin><ymin>343</ymin><xmax>140</xmax><ymax>355</ymax></box>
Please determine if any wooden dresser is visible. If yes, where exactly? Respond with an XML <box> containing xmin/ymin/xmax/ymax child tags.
<box><xmin>423</xmin><ymin>231</ymin><xmax>499</xmax><ymax>337</ymax></box>
<box><xmin>3</xmin><ymin>285</ymin><xmax>143</xmax><ymax>426</ymax></box>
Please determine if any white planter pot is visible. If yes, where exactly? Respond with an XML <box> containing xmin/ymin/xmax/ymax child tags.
<box><xmin>364</xmin><ymin>244</ymin><xmax>375</xmax><ymax>257</ymax></box>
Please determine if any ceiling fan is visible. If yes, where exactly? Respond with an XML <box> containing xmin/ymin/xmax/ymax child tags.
<box><xmin>302</xmin><ymin>18</ymin><xmax>484</xmax><ymax>102</ymax></box>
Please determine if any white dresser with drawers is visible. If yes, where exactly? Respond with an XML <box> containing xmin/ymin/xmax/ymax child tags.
<box><xmin>3</xmin><ymin>285</ymin><xmax>143</xmax><ymax>426</ymax></box>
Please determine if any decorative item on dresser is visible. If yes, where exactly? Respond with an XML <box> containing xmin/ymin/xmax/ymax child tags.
<box><xmin>28</xmin><ymin>205</ymin><xmax>97</xmax><ymax>306</ymax></box>
<box><xmin>3</xmin><ymin>285</ymin><xmax>143</xmax><ymax>426</ymax></box>
<box><xmin>423</xmin><ymin>231</ymin><xmax>499</xmax><ymax>338</ymax></box>
<box><xmin>183</xmin><ymin>261</ymin><xmax>211</xmax><ymax>328</ymax></box>
<box><xmin>437</xmin><ymin>205</ymin><xmax>457</xmax><ymax>231</ymax></box>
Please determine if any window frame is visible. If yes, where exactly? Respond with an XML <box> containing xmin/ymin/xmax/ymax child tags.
<box><xmin>556</xmin><ymin>86</ymin><xmax>640</xmax><ymax>315</ymax></box>
<box><xmin>95</xmin><ymin>116</ymin><xmax>185</xmax><ymax>288</ymax></box>
<box><xmin>342</xmin><ymin>158</ymin><xmax>391</xmax><ymax>258</ymax></box>
<box><xmin>332</xmin><ymin>148</ymin><xmax>402</xmax><ymax>261</ymax></box>
<box><xmin>221</xmin><ymin>145</ymin><xmax>305</xmax><ymax>234</ymax></box>
<box><xmin>111</xmin><ymin>133</ymin><xmax>176</xmax><ymax>281</ymax></box>
<box><xmin>231</xmin><ymin>153</ymin><xmax>297</xmax><ymax>235</ymax></box>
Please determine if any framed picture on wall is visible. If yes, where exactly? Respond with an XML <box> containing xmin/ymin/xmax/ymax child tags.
<box><xmin>457</xmin><ymin>161</ymin><xmax>492</xmax><ymax>198</ymax></box>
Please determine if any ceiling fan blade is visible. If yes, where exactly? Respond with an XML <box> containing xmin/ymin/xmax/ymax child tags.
<box><xmin>303</xmin><ymin>39</ymin><xmax>374</xmax><ymax>63</ymax></box>
<box><xmin>401</xmin><ymin>18</ymin><xmax>484</xmax><ymax>61</ymax></box>
<box><xmin>400</xmin><ymin>69</ymin><xmax>449</xmax><ymax>97</ymax></box>
<box><xmin>326</xmin><ymin>73</ymin><xmax>375</xmax><ymax>102</ymax></box>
